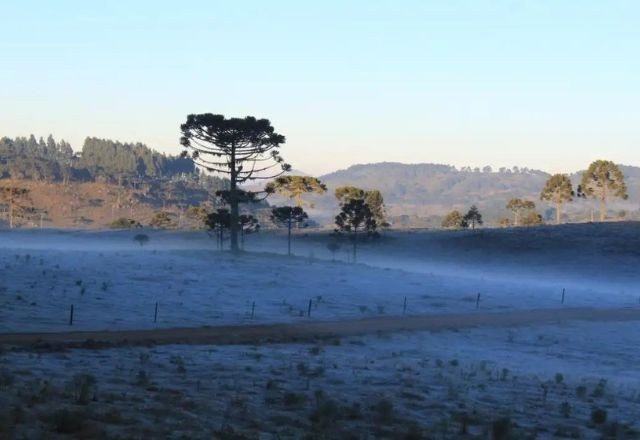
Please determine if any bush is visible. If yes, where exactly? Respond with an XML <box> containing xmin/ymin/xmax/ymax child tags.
<box><xmin>492</xmin><ymin>417</ymin><xmax>512</xmax><ymax>440</ymax></box>
<box><xmin>591</xmin><ymin>408</ymin><xmax>607</xmax><ymax>425</ymax></box>
<box><xmin>133</xmin><ymin>234</ymin><xmax>150</xmax><ymax>247</ymax></box>
<box><xmin>69</xmin><ymin>373</ymin><xmax>96</xmax><ymax>404</ymax></box>
<box><xmin>109</xmin><ymin>218</ymin><xmax>141</xmax><ymax>229</ymax></box>
<box><xmin>48</xmin><ymin>409</ymin><xmax>86</xmax><ymax>434</ymax></box>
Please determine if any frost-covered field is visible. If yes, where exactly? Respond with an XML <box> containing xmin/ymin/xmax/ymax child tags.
<box><xmin>0</xmin><ymin>226</ymin><xmax>638</xmax><ymax>332</ymax></box>
<box><xmin>1</xmin><ymin>225</ymin><xmax>639</xmax><ymax>438</ymax></box>
<box><xmin>2</xmin><ymin>321</ymin><xmax>640</xmax><ymax>438</ymax></box>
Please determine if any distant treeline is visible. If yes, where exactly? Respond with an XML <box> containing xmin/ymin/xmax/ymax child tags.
<box><xmin>0</xmin><ymin>134</ymin><xmax>195</xmax><ymax>184</ymax></box>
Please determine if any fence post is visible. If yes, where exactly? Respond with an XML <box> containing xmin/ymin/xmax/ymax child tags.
<box><xmin>561</xmin><ymin>288</ymin><xmax>565</xmax><ymax>304</ymax></box>
<box><xmin>251</xmin><ymin>301</ymin><xmax>255</xmax><ymax>319</ymax></box>
<box><xmin>476</xmin><ymin>293</ymin><xmax>481</xmax><ymax>309</ymax></box>
<box><xmin>307</xmin><ymin>299</ymin><xmax>313</xmax><ymax>317</ymax></box>
<box><xmin>154</xmin><ymin>302</ymin><xmax>158</xmax><ymax>323</ymax></box>
<box><xmin>403</xmin><ymin>296</ymin><xmax>407</xmax><ymax>315</ymax></box>
<box><xmin>69</xmin><ymin>304</ymin><xmax>74</xmax><ymax>326</ymax></box>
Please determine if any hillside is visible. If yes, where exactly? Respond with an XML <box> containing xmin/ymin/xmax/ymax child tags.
<box><xmin>313</xmin><ymin>162</ymin><xmax>640</xmax><ymax>226</ymax></box>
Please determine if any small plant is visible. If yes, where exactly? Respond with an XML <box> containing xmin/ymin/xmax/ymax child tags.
<box><xmin>576</xmin><ymin>385</ymin><xmax>587</xmax><ymax>399</ymax></box>
<box><xmin>373</xmin><ymin>398</ymin><xmax>394</xmax><ymax>424</ymax></box>
<box><xmin>47</xmin><ymin>409</ymin><xmax>86</xmax><ymax>434</ymax></box>
<box><xmin>283</xmin><ymin>392</ymin><xmax>307</xmax><ymax>407</ymax></box>
<box><xmin>69</xmin><ymin>373</ymin><xmax>96</xmax><ymax>404</ymax></box>
<box><xmin>591</xmin><ymin>408</ymin><xmax>607</xmax><ymax>425</ymax></box>
<box><xmin>555</xmin><ymin>373</ymin><xmax>564</xmax><ymax>384</ymax></box>
<box><xmin>492</xmin><ymin>417</ymin><xmax>512</xmax><ymax>440</ymax></box>
<box><xmin>133</xmin><ymin>234</ymin><xmax>150</xmax><ymax>247</ymax></box>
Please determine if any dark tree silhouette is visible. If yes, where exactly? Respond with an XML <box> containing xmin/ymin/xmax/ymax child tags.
<box><xmin>271</xmin><ymin>206</ymin><xmax>308</xmax><ymax>255</ymax></box>
<box><xmin>133</xmin><ymin>234</ymin><xmax>150</xmax><ymax>247</ymax></box>
<box><xmin>205</xmin><ymin>208</ymin><xmax>231</xmax><ymax>250</ymax></box>
<box><xmin>335</xmin><ymin>198</ymin><xmax>377</xmax><ymax>263</ymax></box>
<box><xmin>238</xmin><ymin>214</ymin><xmax>259</xmax><ymax>250</ymax></box>
<box><xmin>326</xmin><ymin>240</ymin><xmax>341</xmax><ymax>262</ymax></box>
<box><xmin>180</xmin><ymin>114</ymin><xmax>290</xmax><ymax>252</ymax></box>
<box><xmin>463</xmin><ymin>205</ymin><xmax>483</xmax><ymax>230</ymax></box>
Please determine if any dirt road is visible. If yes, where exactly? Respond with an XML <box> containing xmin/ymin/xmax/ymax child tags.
<box><xmin>2</xmin><ymin>307</ymin><xmax>640</xmax><ymax>350</ymax></box>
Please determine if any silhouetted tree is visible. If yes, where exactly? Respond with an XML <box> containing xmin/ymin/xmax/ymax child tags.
<box><xmin>271</xmin><ymin>206</ymin><xmax>308</xmax><ymax>255</ymax></box>
<box><xmin>441</xmin><ymin>210</ymin><xmax>464</xmax><ymax>229</ymax></box>
<box><xmin>335</xmin><ymin>186</ymin><xmax>387</xmax><ymax>226</ymax></box>
<box><xmin>579</xmin><ymin>160</ymin><xmax>628</xmax><ymax>222</ymax></box>
<box><xmin>463</xmin><ymin>205</ymin><xmax>483</xmax><ymax>230</ymax></box>
<box><xmin>133</xmin><ymin>234</ymin><xmax>150</xmax><ymax>247</ymax></box>
<box><xmin>266</xmin><ymin>176</ymin><xmax>326</xmax><ymax>207</ymax></box>
<box><xmin>506</xmin><ymin>198</ymin><xmax>536</xmax><ymax>226</ymax></box>
<box><xmin>238</xmin><ymin>214</ymin><xmax>259</xmax><ymax>249</ymax></box>
<box><xmin>181</xmin><ymin>114</ymin><xmax>290</xmax><ymax>251</ymax></box>
<box><xmin>327</xmin><ymin>240</ymin><xmax>341</xmax><ymax>262</ymax></box>
<box><xmin>335</xmin><ymin>198</ymin><xmax>377</xmax><ymax>263</ymax></box>
<box><xmin>540</xmin><ymin>174</ymin><xmax>574</xmax><ymax>224</ymax></box>
<box><xmin>205</xmin><ymin>208</ymin><xmax>231</xmax><ymax>250</ymax></box>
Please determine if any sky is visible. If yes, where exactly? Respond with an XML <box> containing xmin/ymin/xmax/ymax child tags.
<box><xmin>1</xmin><ymin>1</ymin><xmax>639</xmax><ymax>175</ymax></box>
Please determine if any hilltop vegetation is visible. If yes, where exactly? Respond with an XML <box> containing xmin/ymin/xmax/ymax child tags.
<box><xmin>316</xmin><ymin>162</ymin><xmax>640</xmax><ymax>226</ymax></box>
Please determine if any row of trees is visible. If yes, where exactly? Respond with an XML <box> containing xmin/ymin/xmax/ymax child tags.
<box><xmin>442</xmin><ymin>160</ymin><xmax>629</xmax><ymax>229</ymax></box>
<box><xmin>0</xmin><ymin>135</ymin><xmax>195</xmax><ymax>185</ymax></box>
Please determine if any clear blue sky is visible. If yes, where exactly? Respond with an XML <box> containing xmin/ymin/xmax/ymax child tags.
<box><xmin>1</xmin><ymin>1</ymin><xmax>638</xmax><ymax>175</ymax></box>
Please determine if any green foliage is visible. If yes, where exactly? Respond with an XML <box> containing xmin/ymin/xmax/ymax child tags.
<box><xmin>180</xmin><ymin>114</ymin><xmax>290</xmax><ymax>252</ymax></box>
<box><xmin>335</xmin><ymin>185</ymin><xmax>386</xmax><ymax>226</ymax></box>
<box><xmin>506</xmin><ymin>198</ymin><xmax>536</xmax><ymax>226</ymax></box>
<box><xmin>441</xmin><ymin>210</ymin><xmax>464</xmax><ymax>229</ymax></box>
<box><xmin>335</xmin><ymin>198</ymin><xmax>378</xmax><ymax>262</ymax></box>
<box><xmin>540</xmin><ymin>174</ymin><xmax>574</xmax><ymax>224</ymax></box>
<box><xmin>0</xmin><ymin>134</ymin><xmax>192</xmax><ymax>184</ymax></box>
<box><xmin>520</xmin><ymin>211</ymin><xmax>543</xmax><ymax>226</ymax></box>
<box><xmin>463</xmin><ymin>205</ymin><xmax>483</xmax><ymax>230</ymax></box>
<box><xmin>266</xmin><ymin>175</ymin><xmax>326</xmax><ymax>207</ymax></box>
<box><xmin>109</xmin><ymin>217</ymin><xmax>141</xmax><ymax>229</ymax></box>
<box><xmin>271</xmin><ymin>206</ymin><xmax>308</xmax><ymax>229</ymax></box>
<box><xmin>579</xmin><ymin>160</ymin><xmax>628</xmax><ymax>222</ymax></box>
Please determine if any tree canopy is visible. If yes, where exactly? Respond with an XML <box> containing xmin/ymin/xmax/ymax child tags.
<box><xmin>579</xmin><ymin>160</ymin><xmax>628</xmax><ymax>222</ymax></box>
<box><xmin>540</xmin><ymin>174</ymin><xmax>574</xmax><ymax>224</ymax></box>
<box><xmin>181</xmin><ymin>114</ymin><xmax>290</xmax><ymax>251</ymax></box>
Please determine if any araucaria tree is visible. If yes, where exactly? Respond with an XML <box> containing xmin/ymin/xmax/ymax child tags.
<box><xmin>205</xmin><ymin>208</ymin><xmax>231</xmax><ymax>250</ymax></box>
<box><xmin>579</xmin><ymin>160</ymin><xmax>628</xmax><ymax>222</ymax></box>
<box><xmin>335</xmin><ymin>199</ymin><xmax>377</xmax><ymax>263</ymax></box>
<box><xmin>181</xmin><ymin>114</ymin><xmax>290</xmax><ymax>252</ymax></box>
<box><xmin>335</xmin><ymin>186</ymin><xmax>387</xmax><ymax>227</ymax></box>
<box><xmin>540</xmin><ymin>174</ymin><xmax>574</xmax><ymax>224</ymax></box>
<box><xmin>506</xmin><ymin>198</ymin><xmax>536</xmax><ymax>226</ymax></box>
<box><xmin>271</xmin><ymin>206</ymin><xmax>308</xmax><ymax>255</ymax></box>
<box><xmin>463</xmin><ymin>205</ymin><xmax>483</xmax><ymax>230</ymax></box>
<box><xmin>266</xmin><ymin>176</ymin><xmax>327</xmax><ymax>207</ymax></box>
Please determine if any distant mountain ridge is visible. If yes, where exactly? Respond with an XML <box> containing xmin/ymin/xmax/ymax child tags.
<box><xmin>313</xmin><ymin>162</ymin><xmax>640</xmax><ymax>225</ymax></box>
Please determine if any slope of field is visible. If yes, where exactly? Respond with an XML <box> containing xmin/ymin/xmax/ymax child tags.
<box><xmin>1</xmin><ymin>223</ymin><xmax>638</xmax><ymax>333</ymax></box>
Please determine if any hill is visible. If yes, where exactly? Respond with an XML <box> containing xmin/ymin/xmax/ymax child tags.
<box><xmin>314</xmin><ymin>162</ymin><xmax>640</xmax><ymax>226</ymax></box>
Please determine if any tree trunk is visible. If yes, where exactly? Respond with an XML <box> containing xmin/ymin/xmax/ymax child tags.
<box><xmin>599</xmin><ymin>196</ymin><xmax>606</xmax><ymax>222</ymax></box>
<box><xmin>556</xmin><ymin>202</ymin><xmax>562</xmax><ymax>225</ymax></box>
<box><xmin>352</xmin><ymin>227</ymin><xmax>358</xmax><ymax>263</ymax></box>
<box><xmin>513</xmin><ymin>212</ymin><xmax>519</xmax><ymax>226</ymax></box>
<box><xmin>229</xmin><ymin>146</ymin><xmax>240</xmax><ymax>252</ymax></box>
<box><xmin>287</xmin><ymin>218</ymin><xmax>292</xmax><ymax>256</ymax></box>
